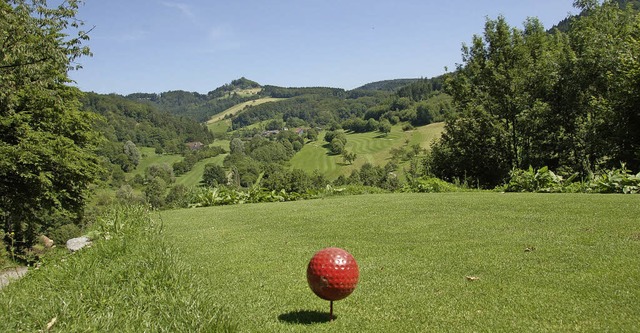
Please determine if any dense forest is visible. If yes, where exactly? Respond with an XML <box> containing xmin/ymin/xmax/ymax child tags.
<box><xmin>354</xmin><ymin>79</ymin><xmax>421</xmax><ymax>92</ymax></box>
<box><xmin>430</xmin><ymin>0</ymin><xmax>640</xmax><ymax>187</ymax></box>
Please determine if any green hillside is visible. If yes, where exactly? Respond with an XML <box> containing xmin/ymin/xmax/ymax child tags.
<box><xmin>175</xmin><ymin>154</ymin><xmax>228</xmax><ymax>187</ymax></box>
<box><xmin>206</xmin><ymin>97</ymin><xmax>286</xmax><ymax>124</ymax></box>
<box><xmin>353</xmin><ymin>78</ymin><xmax>421</xmax><ymax>91</ymax></box>
<box><xmin>290</xmin><ymin>123</ymin><xmax>444</xmax><ymax>179</ymax></box>
<box><xmin>129</xmin><ymin>147</ymin><xmax>183</xmax><ymax>178</ymax></box>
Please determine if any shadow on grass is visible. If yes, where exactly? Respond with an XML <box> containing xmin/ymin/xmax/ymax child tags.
<box><xmin>278</xmin><ymin>310</ymin><xmax>335</xmax><ymax>325</ymax></box>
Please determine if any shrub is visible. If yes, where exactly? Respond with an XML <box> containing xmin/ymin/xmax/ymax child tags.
<box><xmin>165</xmin><ymin>184</ymin><xmax>192</xmax><ymax>209</ymax></box>
<box><xmin>588</xmin><ymin>164</ymin><xmax>640</xmax><ymax>194</ymax></box>
<box><xmin>402</xmin><ymin>123</ymin><xmax>414</xmax><ymax>131</ymax></box>
<box><xmin>503</xmin><ymin>166</ymin><xmax>566</xmax><ymax>193</ymax></box>
<box><xmin>0</xmin><ymin>230</ymin><xmax>10</xmax><ymax>269</ymax></box>
<box><xmin>403</xmin><ymin>176</ymin><xmax>460</xmax><ymax>193</ymax></box>
<box><xmin>48</xmin><ymin>223</ymin><xmax>82</xmax><ymax>245</ymax></box>
<box><xmin>501</xmin><ymin>164</ymin><xmax>639</xmax><ymax>194</ymax></box>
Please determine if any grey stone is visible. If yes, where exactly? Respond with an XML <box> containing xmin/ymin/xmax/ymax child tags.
<box><xmin>0</xmin><ymin>266</ymin><xmax>28</xmax><ymax>290</ymax></box>
<box><xmin>66</xmin><ymin>236</ymin><xmax>92</xmax><ymax>252</ymax></box>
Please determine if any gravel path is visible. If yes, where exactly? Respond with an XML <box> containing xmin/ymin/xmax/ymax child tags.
<box><xmin>0</xmin><ymin>266</ymin><xmax>28</xmax><ymax>290</ymax></box>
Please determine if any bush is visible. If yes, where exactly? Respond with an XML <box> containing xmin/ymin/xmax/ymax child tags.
<box><xmin>48</xmin><ymin>223</ymin><xmax>82</xmax><ymax>245</ymax></box>
<box><xmin>402</xmin><ymin>177</ymin><xmax>460</xmax><ymax>193</ymax></box>
<box><xmin>402</xmin><ymin>123</ymin><xmax>414</xmax><ymax>131</ymax></box>
<box><xmin>0</xmin><ymin>230</ymin><xmax>11</xmax><ymax>269</ymax></box>
<box><xmin>165</xmin><ymin>184</ymin><xmax>192</xmax><ymax>209</ymax></box>
<box><xmin>503</xmin><ymin>166</ymin><xmax>566</xmax><ymax>193</ymax></box>
<box><xmin>501</xmin><ymin>164</ymin><xmax>639</xmax><ymax>194</ymax></box>
<box><xmin>588</xmin><ymin>164</ymin><xmax>640</xmax><ymax>194</ymax></box>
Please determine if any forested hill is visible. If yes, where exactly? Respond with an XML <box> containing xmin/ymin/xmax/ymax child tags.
<box><xmin>125</xmin><ymin>78</ymin><xmax>263</xmax><ymax>122</ymax></box>
<box><xmin>354</xmin><ymin>79</ymin><xmax>421</xmax><ymax>92</ymax></box>
<box><xmin>81</xmin><ymin>92</ymin><xmax>212</xmax><ymax>154</ymax></box>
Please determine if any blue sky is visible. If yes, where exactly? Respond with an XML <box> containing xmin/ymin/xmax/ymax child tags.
<box><xmin>69</xmin><ymin>0</ymin><xmax>578</xmax><ymax>95</ymax></box>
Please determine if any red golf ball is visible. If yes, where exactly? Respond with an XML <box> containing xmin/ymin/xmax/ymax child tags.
<box><xmin>307</xmin><ymin>247</ymin><xmax>359</xmax><ymax>301</ymax></box>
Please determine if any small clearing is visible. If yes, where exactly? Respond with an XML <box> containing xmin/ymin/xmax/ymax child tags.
<box><xmin>206</xmin><ymin>98</ymin><xmax>286</xmax><ymax>124</ymax></box>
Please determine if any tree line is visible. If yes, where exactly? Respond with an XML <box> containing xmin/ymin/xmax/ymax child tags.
<box><xmin>430</xmin><ymin>0</ymin><xmax>640</xmax><ymax>187</ymax></box>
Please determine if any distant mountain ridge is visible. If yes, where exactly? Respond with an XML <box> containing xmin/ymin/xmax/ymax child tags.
<box><xmin>354</xmin><ymin>78</ymin><xmax>421</xmax><ymax>92</ymax></box>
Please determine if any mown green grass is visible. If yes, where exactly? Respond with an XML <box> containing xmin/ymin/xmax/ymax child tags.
<box><xmin>161</xmin><ymin>193</ymin><xmax>640</xmax><ymax>332</ymax></box>
<box><xmin>290</xmin><ymin>123</ymin><xmax>444</xmax><ymax>179</ymax></box>
<box><xmin>130</xmin><ymin>147</ymin><xmax>182</xmax><ymax>178</ymax></box>
<box><xmin>208</xmin><ymin>119</ymin><xmax>232</xmax><ymax>137</ymax></box>
<box><xmin>176</xmin><ymin>154</ymin><xmax>228</xmax><ymax>187</ymax></box>
<box><xmin>408</xmin><ymin>122</ymin><xmax>445</xmax><ymax>150</ymax></box>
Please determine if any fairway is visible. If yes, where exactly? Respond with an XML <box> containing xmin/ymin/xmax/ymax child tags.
<box><xmin>290</xmin><ymin>123</ymin><xmax>444</xmax><ymax>179</ymax></box>
<box><xmin>129</xmin><ymin>147</ymin><xmax>182</xmax><ymax>178</ymax></box>
<box><xmin>175</xmin><ymin>154</ymin><xmax>227</xmax><ymax>187</ymax></box>
<box><xmin>161</xmin><ymin>193</ymin><xmax>640</xmax><ymax>332</ymax></box>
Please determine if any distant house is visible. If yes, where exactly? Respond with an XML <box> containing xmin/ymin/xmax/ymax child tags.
<box><xmin>186</xmin><ymin>141</ymin><xmax>204</xmax><ymax>150</ymax></box>
<box><xmin>262</xmin><ymin>130</ymin><xmax>280</xmax><ymax>136</ymax></box>
<box><xmin>294</xmin><ymin>128</ymin><xmax>305</xmax><ymax>135</ymax></box>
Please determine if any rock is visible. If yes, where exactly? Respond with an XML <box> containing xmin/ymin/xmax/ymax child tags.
<box><xmin>66</xmin><ymin>236</ymin><xmax>92</xmax><ymax>252</ymax></box>
<box><xmin>0</xmin><ymin>266</ymin><xmax>28</xmax><ymax>290</ymax></box>
<box><xmin>40</xmin><ymin>235</ymin><xmax>54</xmax><ymax>248</ymax></box>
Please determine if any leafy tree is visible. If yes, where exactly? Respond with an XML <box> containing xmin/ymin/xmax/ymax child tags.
<box><xmin>414</xmin><ymin>101</ymin><xmax>433</xmax><ymax>125</ymax></box>
<box><xmin>144</xmin><ymin>177</ymin><xmax>167</xmax><ymax>209</ymax></box>
<box><xmin>201</xmin><ymin>164</ymin><xmax>227</xmax><ymax>187</ymax></box>
<box><xmin>378</xmin><ymin>119</ymin><xmax>392</xmax><ymax>135</ymax></box>
<box><xmin>229</xmin><ymin>138</ymin><xmax>245</xmax><ymax>155</ymax></box>
<box><xmin>330</xmin><ymin>138</ymin><xmax>346</xmax><ymax>155</ymax></box>
<box><xmin>436</xmin><ymin>1</ymin><xmax>640</xmax><ymax>187</ymax></box>
<box><xmin>430</xmin><ymin>108</ymin><xmax>511</xmax><ymax>186</ymax></box>
<box><xmin>0</xmin><ymin>0</ymin><xmax>102</xmax><ymax>251</ymax></box>
<box><xmin>306</xmin><ymin>128</ymin><xmax>319</xmax><ymax>141</ymax></box>
<box><xmin>342</xmin><ymin>150</ymin><xmax>357</xmax><ymax>165</ymax></box>
<box><xmin>562</xmin><ymin>0</ymin><xmax>640</xmax><ymax>171</ymax></box>
<box><xmin>265</xmin><ymin>119</ymin><xmax>284</xmax><ymax>131</ymax></box>
<box><xmin>165</xmin><ymin>184</ymin><xmax>191</xmax><ymax>209</ymax></box>
<box><xmin>123</xmin><ymin>140</ymin><xmax>141</xmax><ymax>170</ymax></box>
<box><xmin>145</xmin><ymin>164</ymin><xmax>175</xmax><ymax>184</ymax></box>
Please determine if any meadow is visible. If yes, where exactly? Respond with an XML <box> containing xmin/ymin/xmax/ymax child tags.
<box><xmin>160</xmin><ymin>193</ymin><xmax>640</xmax><ymax>332</ymax></box>
<box><xmin>290</xmin><ymin>123</ymin><xmax>444</xmax><ymax>179</ymax></box>
<box><xmin>206</xmin><ymin>98</ymin><xmax>286</xmax><ymax>124</ymax></box>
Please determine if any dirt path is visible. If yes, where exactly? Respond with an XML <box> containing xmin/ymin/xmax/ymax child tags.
<box><xmin>0</xmin><ymin>266</ymin><xmax>28</xmax><ymax>290</ymax></box>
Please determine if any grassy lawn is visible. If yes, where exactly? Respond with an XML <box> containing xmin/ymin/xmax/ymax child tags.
<box><xmin>129</xmin><ymin>147</ymin><xmax>183</xmax><ymax>178</ymax></box>
<box><xmin>208</xmin><ymin>119</ymin><xmax>232</xmax><ymax>137</ymax></box>
<box><xmin>161</xmin><ymin>193</ymin><xmax>640</xmax><ymax>332</ymax></box>
<box><xmin>290</xmin><ymin>123</ymin><xmax>444</xmax><ymax>179</ymax></box>
<box><xmin>176</xmin><ymin>154</ymin><xmax>227</xmax><ymax>187</ymax></box>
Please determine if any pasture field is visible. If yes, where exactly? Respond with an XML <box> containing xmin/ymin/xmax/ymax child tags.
<box><xmin>130</xmin><ymin>147</ymin><xmax>182</xmax><ymax>178</ymax></box>
<box><xmin>161</xmin><ymin>193</ymin><xmax>640</xmax><ymax>332</ymax></box>
<box><xmin>206</xmin><ymin>98</ymin><xmax>286</xmax><ymax>124</ymax></box>
<box><xmin>208</xmin><ymin>119</ymin><xmax>232</xmax><ymax>137</ymax></box>
<box><xmin>175</xmin><ymin>154</ymin><xmax>228</xmax><ymax>187</ymax></box>
<box><xmin>290</xmin><ymin>123</ymin><xmax>444</xmax><ymax>179</ymax></box>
